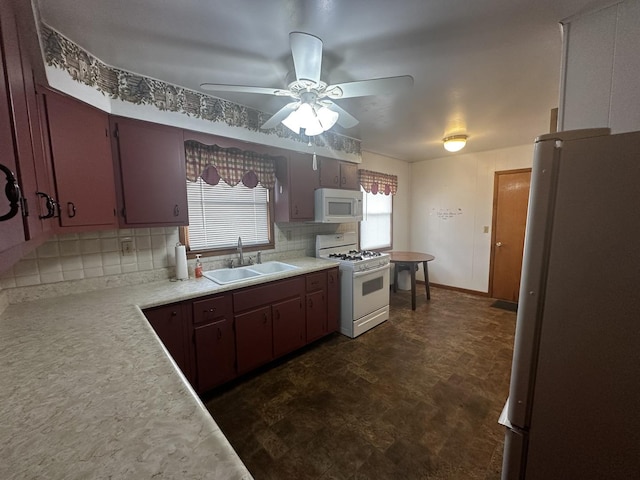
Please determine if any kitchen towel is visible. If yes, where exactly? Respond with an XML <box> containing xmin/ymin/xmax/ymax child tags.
<box><xmin>175</xmin><ymin>244</ymin><xmax>188</xmax><ymax>280</ymax></box>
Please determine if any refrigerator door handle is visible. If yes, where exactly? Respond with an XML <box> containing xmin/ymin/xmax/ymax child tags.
<box><xmin>502</xmin><ymin>427</ymin><xmax>527</xmax><ymax>480</ymax></box>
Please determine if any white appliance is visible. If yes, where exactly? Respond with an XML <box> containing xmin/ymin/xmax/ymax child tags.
<box><xmin>314</xmin><ymin>188</ymin><xmax>363</xmax><ymax>223</ymax></box>
<box><xmin>500</xmin><ymin>129</ymin><xmax>640</xmax><ymax>479</ymax></box>
<box><xmin>316</xmin><ymin>232</ymin><xmax>390</xmax><ymax>338</ymax></box>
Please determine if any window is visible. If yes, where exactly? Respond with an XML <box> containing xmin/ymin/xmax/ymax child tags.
<box><xmin>183</xmin><ymin>177</ymin><xmax>272</xmax><ymax>252</ymax></box>
<box><xmin>359</xmin><ymin>186</ymin><xmax>393</xmax><ymax>250</ymax></box>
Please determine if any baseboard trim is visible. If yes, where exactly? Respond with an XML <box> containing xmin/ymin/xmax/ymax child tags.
<box><xmin>427</xmin><ymin>282</ymin><xmax>489</xmax><ymax>297</ymax></box>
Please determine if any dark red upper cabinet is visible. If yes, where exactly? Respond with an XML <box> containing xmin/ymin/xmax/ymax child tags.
<box><xmin>0</xmin><ymin>1</ymin><xmax>26</xmax><ymax>257</ymax></box>
<box><xmin>319</xmin><ymin>157</ymin><xmax>359</xmax><ymax>190</ymax></box>
<box><xmin>110</xmin><ymin>116</ymin><xmax>188</xmax><ymax>227</ymax></box>
<box><xmin>274</xmin><ymin>152</ymin><xmax>319</xmax><ymax>222</ymax></box>
<box><xmin>45</xmin><ymin>90</ymin><xmax>118</xmax><ymax>229</ymax></box>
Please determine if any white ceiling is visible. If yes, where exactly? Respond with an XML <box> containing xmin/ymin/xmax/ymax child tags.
<box><xmin>35</xmin><ymin>0</ymin><xmax>603</xmax><ymax>162</ymax></box>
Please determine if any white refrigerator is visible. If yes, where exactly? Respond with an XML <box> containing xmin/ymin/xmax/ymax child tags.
<box><xmin>500</xmin><ymin>128</ymin><xmax>640</xmax><ymax>479</ymax></box>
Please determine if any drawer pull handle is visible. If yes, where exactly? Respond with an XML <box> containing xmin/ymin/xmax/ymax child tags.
<box><xmin>0</xmin><ymin>163</ymin><xmax>21</xmax><ymax>222</ymax></box>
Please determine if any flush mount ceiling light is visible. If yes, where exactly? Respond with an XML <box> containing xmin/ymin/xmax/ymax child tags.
<box><xmin>443</xmin><ymin>134</ymin><xmax>468</xmax><ymax>152</ymax></box>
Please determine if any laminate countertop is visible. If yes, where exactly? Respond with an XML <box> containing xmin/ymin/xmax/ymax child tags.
<box><xmin>0</xmin><ymin>257</ymin><xmax>339</xmax><ymax>480</ymax></box>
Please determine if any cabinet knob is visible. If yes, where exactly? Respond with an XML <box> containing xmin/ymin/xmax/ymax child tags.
<box><xmin>209</xmin><ymin>307</ymin><xmax>216</xmax><ymax>313</ymax></box>
<box><xmin>341</xmin><ymin>176</ymin><xmax>346</xmax><ymax>185</ymax></box>
<box><xmin>263</xmin><ymin>312</ymin><xmax>268</xmax><ymax>323</ymax></box>
<box><xmin>171</xmin><ymin>311</ymin><xmax>177</xmax><ymax>316</ymax></box>
<box><xmin>67</xmin><ymin>201</ymin><xmax>77</xmax><ymax>218</ymax></box>
<box><xmin>173</xmin><ymin>204</ymin><xmax>180</xmax><ymax>216</ymax></box>
<box><xmin>334</xmin><ymin>175</ymin><xmax>339</xmax><ymax>184</ymax></box>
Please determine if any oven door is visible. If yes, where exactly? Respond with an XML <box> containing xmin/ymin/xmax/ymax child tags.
<box><xmin>352</xmin><ymin>264</ymin><xmax>390</xmax><ymax>320</ymax></box>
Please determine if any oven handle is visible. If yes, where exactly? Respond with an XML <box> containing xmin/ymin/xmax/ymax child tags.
<box><xmin>353</xmin><ymin>263</ymin><xmax>390</xmax><ymax>278</ymax></box>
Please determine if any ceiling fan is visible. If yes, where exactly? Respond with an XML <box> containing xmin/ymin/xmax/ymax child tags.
<box><xmin>200</xmin><ymin>32</ymin><xmax>413</xmax><ymax>136</ymax></box>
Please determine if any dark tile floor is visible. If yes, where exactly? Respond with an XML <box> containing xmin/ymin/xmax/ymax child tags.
<box><xmin>204</xmin><ymin>287</ymin><xmax>517</xmax><ymax>480</ymax></box>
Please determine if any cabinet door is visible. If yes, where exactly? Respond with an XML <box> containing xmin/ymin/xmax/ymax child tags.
<box><xmin>144</xmin><ymin>304</ymin><xmax>189</xmax><ymax>375</ymax></box>
<box><xmin>306</xmin><ymin>290</ymin><xmax>327</xmax><ymax>343</ymax></box>
<box><xmin>0</xmin><ymin>19</ymin><xmax>25</xmax><ymax>255</ymax></box>
<box><xmin>112</xmin><ymin>116</ymin><xmax>188</xmax><ymax>226</ymax></box>
<box><xmin>45</xmin><ymin>91</ymin><xmax>117</xmax><ymax>228</ymax></box>
<box><xmin>340</xmin><ymin>162</ymin><xmax>359</xmax><ymax>190</ymax></box>
<box><xmin>327</xmin><ymin>268</ymin><xmax>340</xmax><ymax>333</ymax></box>
<box><xmin>319</xmin><ymin>157</ymin><xmax>340</xmax><ymax>188</ymax></box>
<box><xmin>288</xmin><ymin>152</ymin><xmax>318</xmax><ymax>220</ymax></box>
<box><xmin>235</xmin><ymin>306</ymin><xmax>273</xmax><ymax>374</ymax></box>
<box><xmin>273</xmin><ymin>295</ymin><xmax>305</xmax><ymax>358</ymax></box>
<box><xmin>194</xmin><ymin>317</ymin><xmax>236</xmax><ymax>392</ymax></box>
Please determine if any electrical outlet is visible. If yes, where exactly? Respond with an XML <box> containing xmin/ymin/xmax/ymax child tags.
<box><xmin>121</xmin><ymin>239</ymin><xmax>134</xmax><ymax>256</ymax></box>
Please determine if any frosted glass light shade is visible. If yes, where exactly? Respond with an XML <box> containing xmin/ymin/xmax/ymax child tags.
<box><xmin>443</xmin><ymin>135</ymin><xmax>468</xmax><ymax>152</ymax></box>
<box><xmin>282</xmin><ymin>108</ymin><xmax>301</xmax><ymax>134</ymax></box>
<box><xmin>316</xmin><ymin>106</ymin><xmax>339</xmax><ymax>130</ymax></box>
<box><xmin>281</xmin><ymin>102</ymin><xmax>339</xmax><ymax>136</ymax></box>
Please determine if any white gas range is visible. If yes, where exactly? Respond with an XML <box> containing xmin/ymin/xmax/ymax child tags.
<box><xmin>316</xmin><ymin>232</ymin><xmax>390</xmax><ymax>338</ymax></box>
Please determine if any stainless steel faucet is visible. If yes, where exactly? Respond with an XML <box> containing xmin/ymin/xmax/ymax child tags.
<box><xmin>237</xmin><ymin>236</ymin><xmax>243</xmax><ymax>266</ymax></box>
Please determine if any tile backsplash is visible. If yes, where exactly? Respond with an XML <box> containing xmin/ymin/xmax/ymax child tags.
<box><xmin>1</xmin><ymin>223</ymin><xmax>352</xmax><ymax>301</ymax></box>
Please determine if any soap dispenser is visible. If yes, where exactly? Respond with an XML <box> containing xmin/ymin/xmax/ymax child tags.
<box><xmin>195</xmin><ymin>254</ymin><xmax>203</xmax><ymax>278</ymax></box>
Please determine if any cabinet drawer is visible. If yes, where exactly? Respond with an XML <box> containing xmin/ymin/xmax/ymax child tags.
<box><xmin>233</xmin><ymin>276</ymin><xmax>305</xmax><ymax>313</ymax></box>
<box><xmin>306</xmin><ymin>271</ymin><xmax>327</xmax><ymax>292</ymax></box>
<box><xmin>193</xmin><ymin>295</ymin><xmax>232</xmax><ymax>324</ymax></box>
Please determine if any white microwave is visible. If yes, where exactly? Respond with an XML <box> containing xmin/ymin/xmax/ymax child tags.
<box><xmin>314</xmin><ymin>188</ymin><xmax>363</xmax><ymax>223</ymax></box>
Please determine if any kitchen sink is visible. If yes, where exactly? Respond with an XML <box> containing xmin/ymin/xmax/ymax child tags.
<box><xmin>203</xmin><ymin>267</ymin><xmax>262</xmax><ymax>285</ymax></box>
<box><xmin>203</xmin><ymin>261</ymin><xmax>299</xmax><ymax>285</ymax></box>
<box><xmin>248</xmin><ymin>261</ymin><xmax>300</xmax><ymax>275</ymax></box>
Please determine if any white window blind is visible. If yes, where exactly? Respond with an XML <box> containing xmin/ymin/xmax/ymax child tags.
<box><xmin>187</xmin><ymin>178</ymin><xmax>269</xmax><ymax>250</ymax></box>
<box><xmin>360</xmin><ymin>186</ymin><xmax>392</xmax><ymax>250</ymax></box>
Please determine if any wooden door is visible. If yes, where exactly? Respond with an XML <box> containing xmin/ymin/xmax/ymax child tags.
<box><xmin>0</xmin><ymin>14</ymin><xmax>25</xmax><ymax>255</ymax></box>
<box><xmin>144</xmin><ymin>303</ymin><xmax>189</xmax><ymax>375</ymax></box>
<box><xmin>112</xmin><ymin>116</ymin><xmax>188</xmax><ymax>226</ymax></box>
<box><xmin>490</xmin><ymin>169</ymin><xmax>531</xmax><ymax>302</ymax></box>
<box><xmin>194</xmin><ymin>317</ymin><xmax>236</xmax><ymax>392</ymax></box>
<box><xmin>326</xmin><ymin>268</ymin><xmax>340</xmax><ymax>333</ymax></box>
<box><xmin>45</xmin><ymin>91</ymin><xmax>117</xmax><ymax>228</ymax></box>
<box><xmin>289</xmin><ymin>152</ymin><xmax>318</xmax><ymax>220</ymax></box>
<box><xmin>272</xmin><ymin>296</ymin><xmax>305</xmax><ymax>357</ymax></box>
<box><xmin>235</xmin><ymin>306</ymin><xmax>273</xmax><ymax>374</ymax></box>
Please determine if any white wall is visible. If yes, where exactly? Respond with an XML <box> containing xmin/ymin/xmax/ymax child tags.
<box><xmin>560</xmin><ymin>0</ymin><xmax>640</xmax><ymax>133</ymax></box>
<box><xmin>360</xmin><ymin>150</ymin><xmax>411</xmax><ymax>251</ymax></box>
<box><xmin>409</xmin><ymin>144</ymin><xmax>534</xmax><ymax>293</ymax></box>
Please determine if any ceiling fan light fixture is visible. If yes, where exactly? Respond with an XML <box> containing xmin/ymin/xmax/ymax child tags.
<box><xmin>316</xmin><ymin>106</ymin><xmax>339</xmax><ymax>130</ymax></box>
<box><xmin>282</xmin><ymin>108</ymin><xmax>302</xmax><ymax>134</ymax></box>
<box><xmin>443</xmin><ymin>134</ymin><xmax>468</xmax><ymax>152</ymax></box>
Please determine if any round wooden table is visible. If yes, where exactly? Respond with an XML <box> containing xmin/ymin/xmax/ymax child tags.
<box><xmin>389</xmin><ymin>251</ymin><xmax>435</xmax><ymax>310</ymax></box>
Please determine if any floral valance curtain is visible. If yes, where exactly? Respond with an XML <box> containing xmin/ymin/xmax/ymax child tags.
<box><xmin>185</xmin><ymin>140</ymin><xmax>280</xmax><ymax>189</ymax></box>
<box><xmin>358</xmin><ymin>169</ymin><xmax>398</xmax><ymax>195</ymax></box>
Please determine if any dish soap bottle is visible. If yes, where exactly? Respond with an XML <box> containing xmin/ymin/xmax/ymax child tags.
<box><xmin>195</xmin><ymin>254</ymin><xmax>203</xmax><ymax>278</ymax></box>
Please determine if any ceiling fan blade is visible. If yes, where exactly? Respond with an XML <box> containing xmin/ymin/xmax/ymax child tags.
<box><xmin>200</xmin><ymin>83</ymin><xmax>289</xmax><ymax>96</ymax></box>
<box><xmin>325</xmin><ymin>101</ymin><xmax>359</xmax><ymax>129</ymax></box>
<box><xmin>260</xmin><ymin>102</ymin><xmax>299</xmax><ymax>130</ymax></box>
<box><xmin>325</xmin><ymin>75</ymin><xmax>414</xmax><ymax>99</ymax></box>
<box><xmin>290</xmin><ymin>32</ymin><xmax>322</xmax><ymax>85</ymax></box>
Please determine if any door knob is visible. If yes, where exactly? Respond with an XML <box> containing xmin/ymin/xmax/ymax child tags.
<box><xmin>496</xmin><ymin>242</ymin><xmax>503</xmax><ymax>247</ymax></box>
